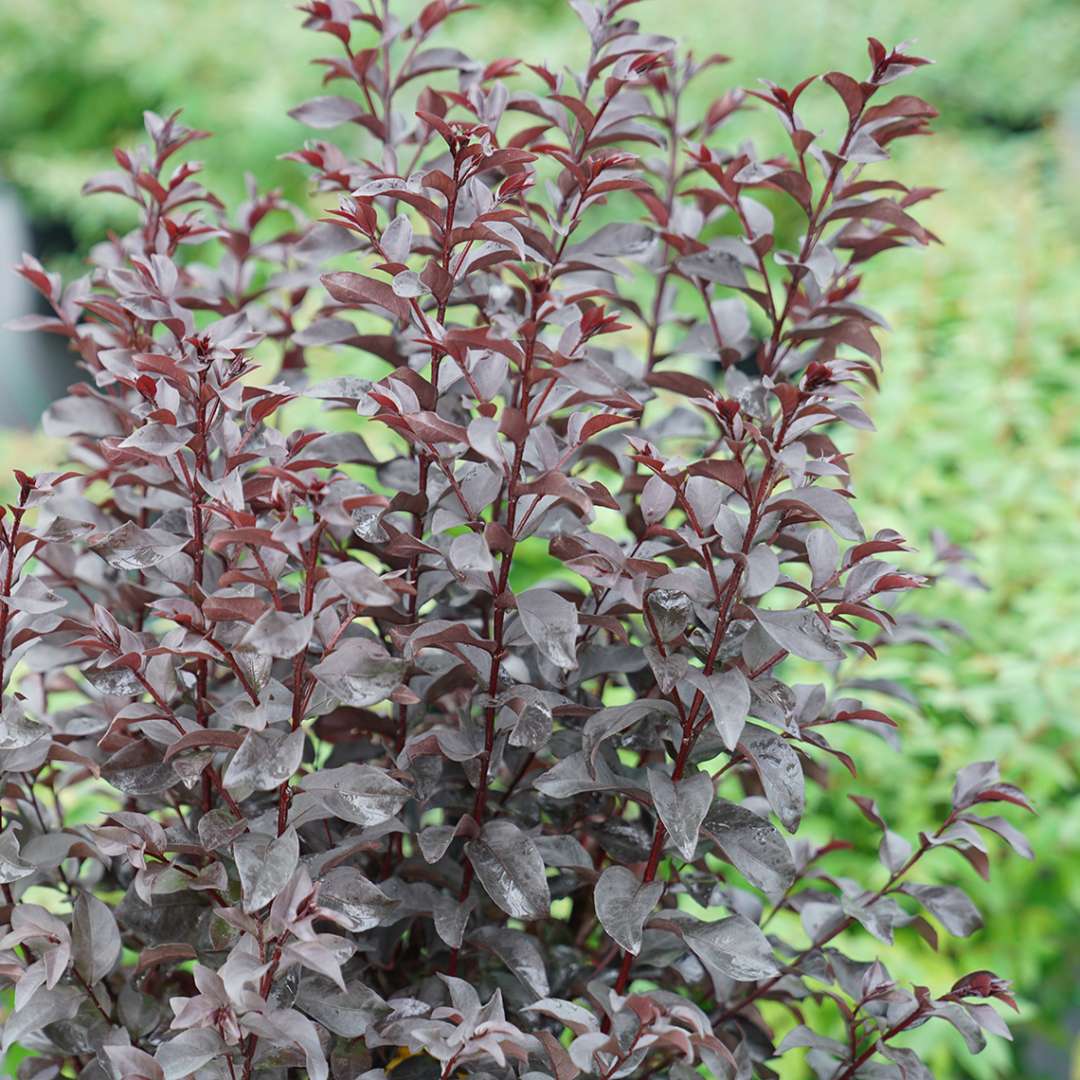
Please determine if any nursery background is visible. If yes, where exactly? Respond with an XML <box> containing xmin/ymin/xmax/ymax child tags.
<box><xmin>0</xmin><ymin>0</ymin><xmax>1077</xmax><ymax>1077</ymax></box>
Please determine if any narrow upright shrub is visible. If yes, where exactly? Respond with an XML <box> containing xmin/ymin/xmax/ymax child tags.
<box><xmin>1</xmin><ymin>3</ymin><xmax>1032</xmax><ymax>1078</ymax></box>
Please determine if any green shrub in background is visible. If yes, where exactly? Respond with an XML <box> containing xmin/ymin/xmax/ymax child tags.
<box><xmin>3</xmin><ymin>0</ymin><xmax>1080</xmax><ymax>252</ymax></box>
<box><xmin>1</xmin><ymin>2</ymin><xmax>1078</xmax><ymax>1076</ymax></box>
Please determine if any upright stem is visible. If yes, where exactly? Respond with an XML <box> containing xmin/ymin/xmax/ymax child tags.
<box><xmin>613</xmin><ymin>423</ymin><xmax>786</xmax><ymax>994</ymax></box>
<box><xmin>446</xmin><ymin>328</ymin><xmax>536</xmax><ymax>976</ymax></box>
<box><xmin>609</xmin><ymin>91</ymin><xmax>870</xmax><ymax>995</ymax></box>
<box><xmin>192</xmin><ymin>365</ymin><xmax>212</xmax><ymax>813</ymax></box>
<box><xmin>0</xmin><ymin>493</ymin><xmax>28</xmax><ymax>695</ymax></box>
<box><xmin>395</xmin><ymin>152</ymin><xmax>462</xmax><ymax>759</ymax></box>
<box><xmin>277</xmin><ymin>520</ymin><xmax>324</xmax><ymax>836</ymax></box>
<box><xmin>645</xmin><ymin>81</ymin><xmax>684</xmax><ymax>371</ymax></box>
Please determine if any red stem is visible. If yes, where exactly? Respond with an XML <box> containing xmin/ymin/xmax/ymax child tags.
<box><xmin>446</xmin><ymin>328</ymin><xmax>537</xmax><ymax>977</ymax></box>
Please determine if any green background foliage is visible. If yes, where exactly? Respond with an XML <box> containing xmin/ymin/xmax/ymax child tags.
<box><xmin>1</xmin><ymin>1</ymin><xmax>1077</xmax><ymax>1076</ymax></box>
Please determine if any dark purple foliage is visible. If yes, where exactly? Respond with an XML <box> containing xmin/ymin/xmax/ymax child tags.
<box><xmin>0</xmin><ymin>2</ymin><xmax>1032</xmax><ymax>1078</ymax></box>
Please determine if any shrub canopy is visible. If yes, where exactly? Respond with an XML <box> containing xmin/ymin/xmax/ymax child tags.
<box><xmin>1</xmin><ymin>2</ymin><xmax>1031</xmax><ymax>1078</ymax></box>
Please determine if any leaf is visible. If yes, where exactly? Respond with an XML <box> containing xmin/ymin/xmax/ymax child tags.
<box><xmin>682</xmin><ymin>913</ymin><xmax>778</xmax><ymax>984</ymax></box>
<box><xmin>0</xmin><ymin>829</ymin><xmax>35</xmax><ymax>884</ymax></box>
<box><xmin>155</xmin><ymin>1029</ymin><xmax>227</xmax><ymax>1080</ymax></box>
<box><xmin>242</xmin><ymin>1007</ymin><xmax>328</xmax><ymax>1080</ymax></box>
<box><xmin>901</xmin><ymin>883</ymin><xmax>983</xmax><ymax>937</ymax></box>
<box><xmin>881</xmin><ymin>1045</ymin><xmax>936</xmax><ymax>1080</ymax></box>
<box><xmin>516</xmin><ymin>589</ymin><xmax>579</xmax><ymax>670</ymax></box>
<box><xmin>1</xmin><ymin>985</ymin><xmax>81</xmax><ymax>1054</ymax></box>
<box><xmin>326</xmin><ymin>561</ymin><xmax>398</xmax><ymax>607</ymax></box>
<box><xmin>317</xmin><ymin>867</ymin><xmax>399</xmax><ymax>932</ymax></box>
<box><xmin>582</xmin><ymin>700</ymin><xmax>677</xmax><ymax>774</ymax></box>
<box><xmin>119</xmin><ymin>422</ymin><xmax>191</xmax><ymax>457</ymax></box>
<box><xmin>91</xmin><ymin>521</ymin><xmax>187</xmax><ymax>571</ymax></box>
<box><xmin>84</xmin><ymin>665</ymin><xmax>144</xmax><ymax>697</ymax></box>
<box><xmin>164</xmin><ymin>728</ymin><xmax>246</xmax><ymax>762</ymax></box>
<box><xmin>824</xmin><ymin>71</ymin><xmax>865</xmax><ymax>120</ymax></box>
<box><xmin>525</xmin><ymin>997</ymin><xmax>600</xmax><ymax>1040</ymax></box>
<box><xmin>951</xmin><ymin>761</ymin><xmax>1034</xmax><ymax>813</ymax></box>
<box><xmin>533</xmin><ymin>750</ymin><xmax>626</xmax><ymax>798</ymax></box>
<box><xmin>472</xmin><ymin>926</ymin><xmax>550</xmax><ymax>999</ymax></box>
<box><xmin>645</xmin><ymin>588</ymin><xmax>693</xmax><ymax>642</ymax></box>
<box><xmin>753</xmin><ymin>608</ymin><xmax>844</xmax><ymax>662</ymax></box>
<box><xmin>641</xmin><ymin>473</ymin><xmax>676</xmax><ymax>524</ymax></box>
<box><xmin>42</xmin><ymin>395</ymin><xmax>122</xmax><ymax>438</ymax></box>
<box><xmin>392</xmin><ymin>270</ymin><xmax>429</xmax><ymax>297</ymax></box>
<box><xmin>465</xmin><ymin>820</ymin><xmax>551</xmax><ymax>919</ymax></box>
<box><xmin>700</xmin><ymin>799</ymin><xmax>796</xmax><ymax>898</ymax></box>
<box><xmin>594</xmin><ymin>865</ymin><xmax>663</xmax><ymax>956</ymax></box>
<box><xmin>574</xmin><ymin>221</ymin><xmax>654</xmax><ymax>259</ymax></box>
<box><xmin>841</xmin><ymin>893</ymin><xmax>907</xmax><ymax>944</ymax></box>
<box><xmin>297</xmin><ymin>763</ymin><xmax>410</xmax><ymax>826</ymax></box>
<box><xmin>322</xmin><ymin>270</ymin><xmax>412</xmax><ymax>322</ymax></box>
<box><xmin>197</xmin><ymin>809</ymin><xmax>246</xmax><ymax>851</ymax></box>
<box><xmin>223</xmin><ymin>726</ymin><xmax>306</xmax><ymax>792</ymax></box>
<box><xmin>240</xmin><ymin>610</ymin><xmax>313</xmax><ymax>658</ymax></box>
<box><xmin>381</xmin><ymin>213</ymin><xmax>413</xmax><ymax>263</ymax></box>
<box><xmin>102</xmin><ymin>740</ymin><xmax>179</xmax><ymax>795</ymax></box>
<box><xmin>235</xmin><ymin>828</ymin><xmax>300</xmax><ymax>913</ymax></box>
<box><xmin>312</xmin><ymin>639</ymin><xmax>406</xmax><ymax>707</ymax></box>
<box><xmin>134</xmin><ymin>943</ymin><xmax>196</xmax><ymax>976</ymax></box>
<box><xmin>295</xmin><ymin>977</ymin><xmax>389</xmax><ymax>1038</ymax></box>
<box><xmin>72</xmin><ymin>892</ymin><xmax>121</xmax><ymax>985</ymax></box>
<box><xmin>509</xmin><ymin>699</ymin><xmax>554</xmax><ymax>750</ymax></box>
<box><xmin>767</xmin><ymin>486</ymin><xmax>865</xmax><ymax>542</ymax></box>
<box><xmin>678</xmin><ymin>247</ymin><xmax>748</xmax><ymax>288</ymax></box>
<box><xmin>645</xmin><ymin>645</ymin><xmax>689</xmax><ymax>695</ymax></box>
<box><xmin>738</xmin><ymin>724</ymin><xmax>805</xmax><ymax>832</ymax></box>
<box><xmin>968</xmin><ymin>815</ymin><xmax>1033</xmax><ymax>860</ymax></box>
<box><xmin>434</xmin><ymin>894</ymin><xmax>475</xmax><ymax>949</ymax></box>
<box><xmin>418</xmin><ymin>825</ymin><xmax>456</xmax><ymax>863</ymax></box>
<box><xmin>879</xmin><ymin>829</ymin><xmax>913</xmax><ymax>873</ymax></box>
<box><xmin>932</xmin><ymin>1002</ymin><xmax>987</xmax><ymax>1055</ymax></box>
<box><xmin>686</xmin><ymin>667</ymin><xmax>750</xmax><ymax>749</ymax></box>
<box><xmin>106</xmin><ymin>1046</ymin><xmax>165</xmax><ymax>1080</ymax></box>
<box><xmin>449</xmin><ymin>532</ymin><xmax>494</xmax><ymax>578</ymax></box>
<box><xmin>0</xmin><ymin>700</ymin><xmax>48</xmax><ymax>749</ymax></box>
<box><xmin>648</xmin><ymin>770</ymin><xmax>713</xmax><ymax>861</ymax></box>
<box><xmin>289</xmin><ymin>95</ymin><xmax>365</xmax><ymax>128</ymax></box>
<box><xmin>777</xmin><ymin>1027</ymin><xmax>848</xmax><ymax>1057</ymax></box>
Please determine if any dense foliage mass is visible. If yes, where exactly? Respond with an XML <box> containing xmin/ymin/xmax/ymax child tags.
<box><xmin>0</xmin><ymin>2</ymin><xmax>1033</xmax><ymax>1077</ymax></box>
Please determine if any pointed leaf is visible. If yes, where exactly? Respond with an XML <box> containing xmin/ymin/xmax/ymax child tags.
<box><xmin>240</xmin><ymin>610</ymin><xmax>313</xmax><ymax>659</ymax></box>
<box><xmin>223</xmin><ymin>726</ymin><xmax>305</xmax><ymax>792</ymax></box>
<box><xmin>701</xmin><ymin>799</ymin><xmax>796</xmax><ymax>898</ymax></box>
<box><xmin>72</xmin><ymin>892</ymin><xmax>121</xmax><ymax>985</ymax></box>
<box><xmin>312</xmin><ymin>640</ymin><xmax>406</xmax><ymax>707</ymax></box>
<box><xmin>517</xmin><ymin>589</ymin><xmax>579</xmax><ymax>670</ymax></box>
<box><xmin>648</xmin><ymin>770</ymin><xmax>713</xmax><ymax>861</ymax></box>
<box><xmin>235</xmin><ymin>828</ymin><xmax>300</xmax><ymax>913</ymax></box>
<box><xmin>318</xmin><ymin>867</ymin><xmax>399</xmax><ymax>932</ymax></box>
<box><xmin>298</xmin><ymin>764</ymin><xmax>410</xmax><ymax>826</ymax></box>
<box><xmin>683</xmin><ymin>913</ymin><xmax>778</xmax><ymax>985</ymax></box>
<box><xmin>465</xmin><ymin>820</ymin><xmax>550</xmax><ymax>919</ymax></box>
<box><xmin>753</xmin><ymin>609</ymin><xmax>844</xmax><ymax>662</ymax></box>
<box><xmin>686</xmin><ymin>667</ymin><xmax>750</xmax><ymax>749</ymax></box>
<box><xmin>738</xmin><ymin>724</ymin><xmax>805</xmax><ymax>832</ymax></box>
<box><xmin>901</xmin><ymin>883</ymin><xmax>983</xmax><ymax>937</ymax></box>
<box><xmin>594</xmin><ymin>865</ymin><xmax>663</xmax><ymax>956</ymax></box>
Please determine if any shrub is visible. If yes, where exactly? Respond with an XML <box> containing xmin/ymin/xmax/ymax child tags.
<box><xmin>0</xmin><ymin>2</ymin><xmax>1032</xmax><ymax>1078</ymax></box>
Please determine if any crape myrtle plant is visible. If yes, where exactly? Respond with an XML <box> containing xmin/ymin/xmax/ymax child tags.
<box><xmin>0</xmin><ymin>1</ymin><xmax>1033</xmax><ymax>1078</ymax></box>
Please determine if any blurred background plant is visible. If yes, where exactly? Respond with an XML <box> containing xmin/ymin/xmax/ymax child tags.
<box><xmin>1</xmin><ymin>0</ymin><xmax>1077</xmax><ymax>1076</ymax></box>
